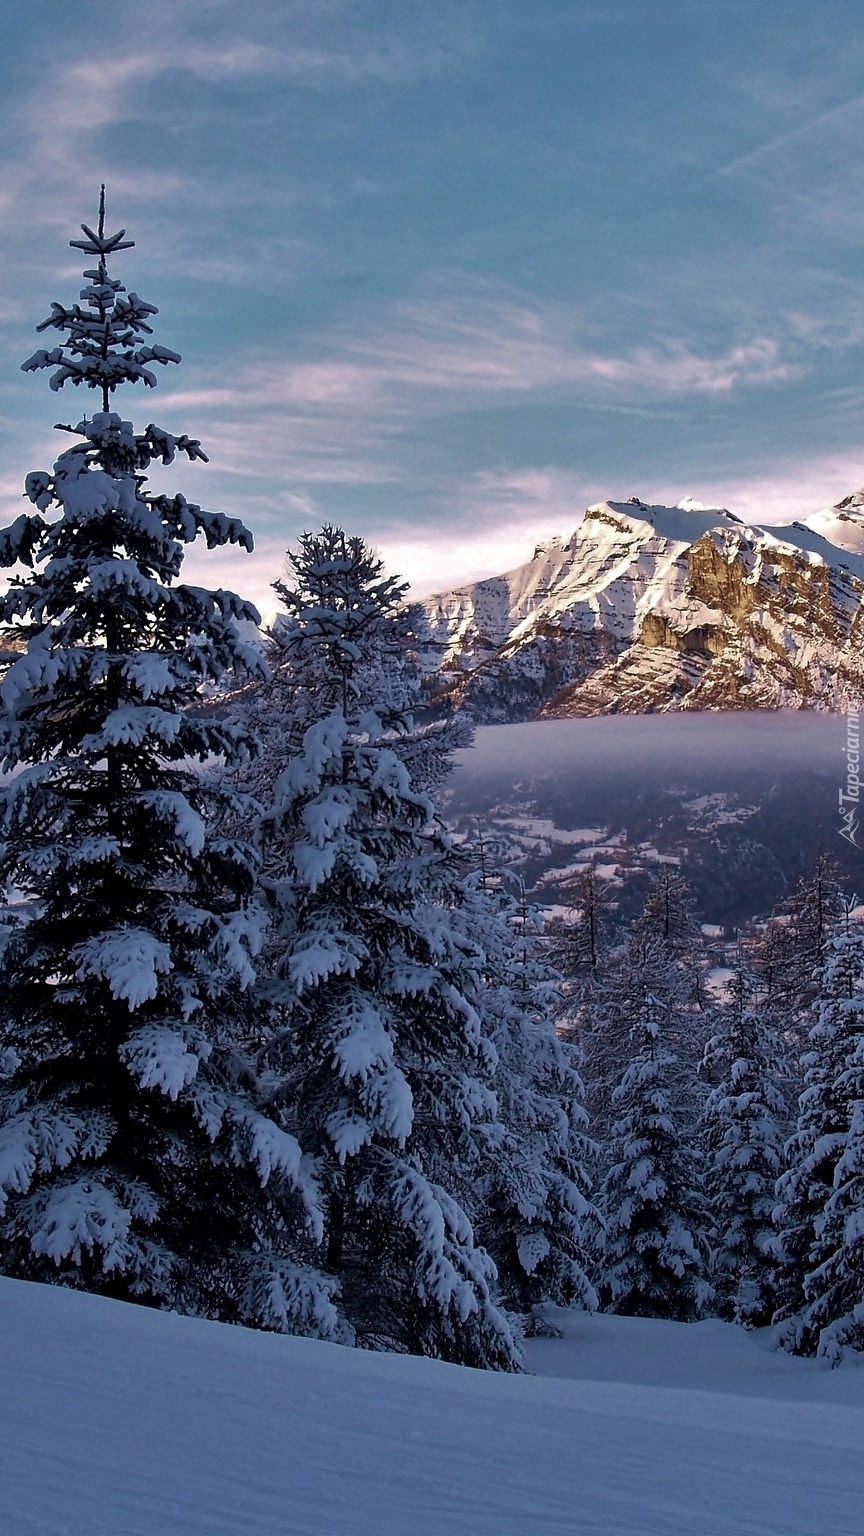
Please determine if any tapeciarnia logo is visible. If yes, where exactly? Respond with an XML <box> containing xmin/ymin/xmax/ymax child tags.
<box><xmin>839</xmin><ymin>709</ymin><xmax>861</xmax><ymax>848</ymax></box>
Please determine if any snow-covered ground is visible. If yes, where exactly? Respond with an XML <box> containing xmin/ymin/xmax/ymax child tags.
<box><xmin>2</xmin><ymin>1278</ymin><xmax>863</xmax><ymax>1535</ymax></box>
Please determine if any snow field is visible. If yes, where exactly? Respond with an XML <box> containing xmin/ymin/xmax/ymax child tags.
<box><xmin>2</xmin><ymin>1278</ymin><xmax>863</xmax><ymax>1536</ymax></box>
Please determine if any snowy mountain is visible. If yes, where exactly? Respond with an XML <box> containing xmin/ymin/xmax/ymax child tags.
<box><xmin>803</xmin><ymin>488</ymin><xmax>864</xmax><ymax>555</ymax></box>
<box><xmin>421</xmin><ymin>495</ymin><xmax>864</xmax><ymax>720</ymax></box>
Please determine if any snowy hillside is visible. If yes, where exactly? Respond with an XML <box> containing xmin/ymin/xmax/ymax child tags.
<box><xmin>421</xmin><ymin>495</ymin><xmax>864</xmax><ymax>720</ymax></box>
<box><xmin>2</xmin><ymin>1278</ymin><xmax>863</xmax><ymax>1536</ymax></box>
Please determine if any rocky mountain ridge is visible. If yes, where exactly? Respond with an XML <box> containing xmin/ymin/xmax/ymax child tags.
<box><xmin>420</xmin><ymin>494</ymin><xmax>864</xmax><ymax>720</ymax></box>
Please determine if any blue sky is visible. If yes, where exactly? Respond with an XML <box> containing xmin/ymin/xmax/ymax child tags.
<box><xmin>3</xmin><ymin>0</ymin><xmax>864</xmax><ymax>613</ymax></box>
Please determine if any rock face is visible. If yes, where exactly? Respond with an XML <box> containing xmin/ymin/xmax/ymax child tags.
<box><xmin>420</xmin><ymin>496</ymin><xmax>864</xmax><ymax>720</ymax></box>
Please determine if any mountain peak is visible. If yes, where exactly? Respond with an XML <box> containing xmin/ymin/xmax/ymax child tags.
<box><xmin>421</xmin><ymin>494</ymin><xmax>864</xmax><ymax>720</ymax></box>
<box><xmin>802</xmin><ymin>489</ymin><xmax>864</xmax><ymax>554</ymax></box>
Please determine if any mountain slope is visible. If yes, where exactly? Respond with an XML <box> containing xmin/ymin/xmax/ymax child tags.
<box><xmin>421</xmin><ymin>496</ymin><xmax>864</xmax><ymax>720</ymax></box>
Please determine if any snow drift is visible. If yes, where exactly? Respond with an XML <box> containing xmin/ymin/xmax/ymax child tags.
<box><xmin>2</xmin><ymin>1276</ymin><xmax>863</xmax><ymax>1536</ymax></box>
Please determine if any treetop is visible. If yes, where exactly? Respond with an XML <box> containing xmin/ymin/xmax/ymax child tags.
<box><xmin>20</xmin><ymin>187</ymin><xmax>181</xmax><ymax>411</ymax></box>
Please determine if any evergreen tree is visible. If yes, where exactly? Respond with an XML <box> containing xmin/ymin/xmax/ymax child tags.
<box><xmin>598</xmin><ymin>990</ymin><xmax>711</xmax><ymax>1320</ymax></box>
<box><xmin>554</xmin><ymin>865</ymin><xmax>610</xmax><ymax>985</ymax></box>
<box><xmin>775</xmin><ymin>923</ymin><xmax>864</xmax><ymax>1356</ymax></box>
<box><xmin>456</xmin><ymin>867</ymin><xmax>600</xmax><ymax>1325</ymax></box>
<box><xmin>803</xmin><ymin>1095</ymin><xmax>864</xmax><ymax>1362</ymax></box>
<box><xmin>0</xmin><ymin>194</ymin><xmax>332</xmax><ymax>1333</ymax></box>
<box><xmin>246</xmin><ymin>527</ymin><xmax>520</xmax><ymax>1367</ymax></box>
<box><xmin>548</xmin><ymin>864</ymin><xmax>613</xmax><ymax>1045</ymax></box>
<box><xmin>633</xmin><ymin>864</ymin><xmax>709</xmax><ymax>1012</ymax></box>
<box><xmin>700</xmin><ymin>957</ymin><xmax>786</xmax><ymax>1326</ymax></box>
<box><xmin>755</xmin><ymin>854</ymin><xmax>846</xmax><ymax>1064</ymax></box>
<box><xmin>581</xmin><ymin>871</ymin><xmax>707</xmax><ymax>1149</ymax></box>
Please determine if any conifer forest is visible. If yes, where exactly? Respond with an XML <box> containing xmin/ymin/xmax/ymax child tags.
<box><xmin>1</xmin><ymin>200</ymin><xmax>862</xmax><ymax>1383</ymax></box>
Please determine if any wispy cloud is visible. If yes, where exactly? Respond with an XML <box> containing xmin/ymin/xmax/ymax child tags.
<box><xmin>179</xmin><ymin>476</ymin><xmax>589</xmax><ymax>617</ymax></box>
<box><xmin>153</xmin><ymin>291</ymin><xmax>799</xmax><ymax>501</ymax></box>
<box><xmin>704</xmin><ymin>61</ymin><xmax>864</xmax><ymax>242</ymax></box>
<box><xmin>0</xmin><ymin>8</ymin><xmax>480</xmax><ymax>291</ymax></box>
<box><xmin>317</xmin><ymin>295</ymin><xmax>796</xmax><ymax>402</ymax></box>
<box><xmin>715</xmin><ymin>92</ymin><xmax>864</xmax><ymax>182</ymax></box>
<box><xmin>452</xmin><ymin>466</ymin><xmax>603</xmax><ymax>537</ymax></box>
<box><xmin>377</xmin><ymin>466</ymin><xmax>607</xmax><ymax>599</ymax></box>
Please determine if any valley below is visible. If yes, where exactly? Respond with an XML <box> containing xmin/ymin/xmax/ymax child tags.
<box><xmin>444</xmin><ymin>711</ymin><xmax>859</xmax><ymax>930</ymax></box>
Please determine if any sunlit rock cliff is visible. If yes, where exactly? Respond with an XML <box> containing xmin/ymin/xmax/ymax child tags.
<box><xmin>419</xmin><ymin>494</ymin><xmax>864</xmax><ymax>720</ymax></box>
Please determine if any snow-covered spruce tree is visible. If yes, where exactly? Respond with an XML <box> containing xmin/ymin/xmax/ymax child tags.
<box><xmin>755</xmin><ymin>855</ymin><xmax>846</xmax><ymax>1052</ymax></box>
<box><xmin>802</xmin><ymin>1086</ymin><xmax>864</xmax><ymax>1362</ymax></box>
<box><xmin>582</xmin><ymin>871</ymin><xmax>708</xmax><ymax>1150</ymax></box>
<box><xmin>553</xmin><ymin>865</ymin><xmax>610</xmax><ymax>984</ymax></box>
<box><xmin>774</xmin><ymin>921</ymin><xmax>864</xmax><ymax>1354</ymax></box>
<box><xmin>0</xmin><ymin>194</ymin><xmax>332</xmax><ymax>1333</ymax></box>
<box><xmin>455</xmin><ymin>863</ymin><xmax>600</xmax><ymax>1324</ymax></box>
<box><xmin>245</xmin><ymin>527</ymin><xmax>520</xmax><ymax>1367</ymax></box>
<box><xmin>548</xmin><ymin>864</ymin><xmax>613</xmax><ymax>1039</ymax></box>
<box><xmin>633</xmin><ymin>864</ymin><xmax>709</xmax><ymax>1012</ymax></box>
<box><xmin>699</xmin><ymin>957</ymin><xmax>786</xmax><ymax>1326</ymax></box>
<box><xmin>598</xmin><ymin>989</ymin><xmax>711</xmax><ymax>1320</ymax></box>
<box><xmin>233</xmin><ymin>560</ymin><xmax>469</xmax><ymax>817</ymax></box>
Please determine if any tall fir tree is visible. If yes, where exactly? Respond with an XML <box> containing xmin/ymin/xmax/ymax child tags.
<box><xmin>548</xmin><ymin>864</ymin><xmax>613</xmax><ymax>1047</ymax></box>
<box><xmin>801</xmin><ymin>1094</ymin><xmax>864</xmax><ymax>1362</ymax></box>
<box><xmin>553</xmin><ymin>865</ymin><xmax>610</xmax><ymax>986</ymax></box>
<box><xmin>754</xmin><ymin>853</ymin><xmax>846</xmax><ymax>1070</ymax></box>
<box><xmin>598</xmin><ymin>990</ymin><xmax>711</xmax><ymax>1320</ymax></box>
<box><xmin>581</xmin><ymin>870</ymin><xmax>708</xmax><ymax>1149</ymax></box>
<box><xmin>455</xmin><ymin>865</ymin><xmax>600</xmax><ymax>1325</ymax></box>
<box><xmin>244</xmin><ymin>527</ymin><xmax>520</xmax><ymax>1367</ymax></box>
<box><xmin>0</xmin><ymin>195</ymin><xmax>331</xmax><ymax>1333</ymax></box>
<box><xmin>632</xmin><ymin>864</ymin><xmax>709</xmax><ymax>1012</ymax></box>
<box><xmin>775</xmin><ymin>922</ymin><xmax>864</xmax><ymax>1356</ymax></box>
<box><xmin>699</xmin><ymin>957</ymin><xmax>786</xmax><ymax>1326</ymax></box>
